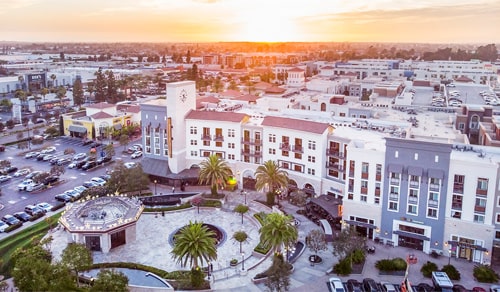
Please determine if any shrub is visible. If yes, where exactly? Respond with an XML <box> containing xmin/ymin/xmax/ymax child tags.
<box><xmin>392</xmin><ymin>257</ymin><xmax>407</xmax><ymax>271</ymax></box>
<box><xmin>143</xmin><ymin>202</ymin><xmax>192</xmax><ymax>213</ymax></box>
<box><xmin>29</xmin><ymin>213</ymin><xmax>45</xmax><ymax>222</ymax></box>
<box><xmin>421</xmin><ymin>261</ymin><xmax>438</xmax><ymax>278</ymax></box>
<box><xmin>473</xmin><ymin>265</ymin><xmax>499</xmax><ymax>283</ymax></box>
<box><xmin>201</xmin><ymin>192</ymin><xmax>225</xmax><ymax>199</ymax></box>
<box><xmin>441</xmin><ymin>265</ymin><xmax>460</xmax><ymax>280</ymax></box>
<box><xmin>190</xmin><ymin>267</ymin><xmax>204</xmax><ymax>288</ymax></box>
<box><xmin>201</xmin><ymin>199</ymin><xmax>221</xmax><ymax>208</ymax></box>
<box><xmin>351</xmin><ymin>249</ymin><xmax>365</xmax><ymax>264</ymax></box>
<box><xmin>375</xmin><ymin>258</ymin><xmax>407</xmax><ymax>272</ymax></box>
<box><xmin>254</xmin><ymin>212</ymin><xmax>267</xmax><ymax>225</ymax></box>
<box><xmin>254</xmin><ymin>242</ymin><xmax>271</xmax><ymax>255</ymax></box>
<box><xmin>333</xmin><ymin>257</ymin><xmax>352</xmax><ymax>276</ymax></box>
<box><xmin>5</xmin><ymin>222</ymin><xmax>23</xmax><ymax>233</ymax></box>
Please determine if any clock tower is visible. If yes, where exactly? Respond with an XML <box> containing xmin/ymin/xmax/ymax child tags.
<box><xmin>166</xmin><ymin>81</ymin><xmax>196</xmax><ymax>173</ymax></box>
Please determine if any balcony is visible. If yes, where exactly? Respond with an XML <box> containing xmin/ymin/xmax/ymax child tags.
<box><xmin>429</xmin><ymin>183</ymin><xmax>440</xmax><ymax>192</ymax></box>
<box><xmin>390</xmin><ymin>178</ymin><xmax>400</xmax><ymax>185</ymax></box>
<box><xmin>389</xmin><ymin>194</ymin><xmax>399</xmax><ymax>201</ymax></box>
<box><xmin>476</xmin><ymin>188</ymin><xmax>487</xmax><ymax>196</ymax></box>
<box><xmin>213</xmin><ymin>135</ymin><xmax>224</xmax><ymax>142</ymax></box>
<box><xmin>292</xmin><ymin>145</ymin><xmax>303</xmax><ymax>153</ymax></box>
<box><xmin>474</xmin><ymin>205</ymin><xmax>486</xmax><ymax>213</ymax></box>
<box><xmin>451</xmin><ymin>203</ymin><xmax>462</xmax><ymax>210</ymax></box>
<box><xmin>348</xmin><ymin>185</ymin><xmax>354</xmax><ymax>192</ymax></box>
<box><xmin>241</xmin><ymin>138</ymin><xmax>262</xmax><ymax>146</ymax></box>
<box><xmin>375</xmin><ymin>188</ymin><xmax>380</xmax><ymax>196</ymax></box>
<box><xmin>326</xmin><ymin>162</ymin><xmax>344</xmax><ymax>172</ymax></box>
<box><xmin>326</xmin><ymin>149</ymin><xmax>344</xmax><ymax>158</ymax></box>
<box><xmin>201</xmin><ymin>134</ymin><xmax>211</xmax><ymax>141</ymax></box>
<box><xmin>453</xmin><ymin>183</ymin><xmax>464</xmax><ymax>194</ymax></box>
<box><xmin>361</xmin><ymin>172</ymin><xmax>369</xmax><ymax>179</ymax></box>
<box><xmin>279</xmin><ymin>143</ymin><xmax>290</xmax><ymax>151</ymax></box>
<box><xmin>360</xmin><ymin>187</ymin><xmax>368</xmax><ymax>194</ymax></box>
<box><xmin>428</xmin><ymin>200</ymin><xmax>439</xmax><ymax>208</ymax></box>
<box><xmin>375</xmin><ymin>174</ymin><xmax>382</xmax><ymax>181</ymax></box>
<box><xmin>408</xmin><ymin>197</ymin><xmax>418</xmax><ymax>204</ymax></box>
<box><xmin>409</xmin><ymin>181</ymin><xmax>419</xmax><ymax>188</ymax></box>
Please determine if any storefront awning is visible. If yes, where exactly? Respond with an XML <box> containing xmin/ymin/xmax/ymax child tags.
<box><xmin>345</xmin><ymin>220</ymin><xmax>377</xmax><ymax>230</ymax></box>
<box><xmin>447</xmin><ymin>240</ymin><xmax>487</xmax><ymax>251</ymax></box>
<box><xmin>388</xmin><ymin>164</ymin><xmax>403</xmax><ymax>173</ymax></box>
<box><xmin>141</xmin><ymin>158</ymin><xmax>171</xmax><ymax>177</ymax></box>
<box><xmin>428</xmin><ymin>169</ymin><xmax>445</xmax><ymax>180</ymax></box>
<box><xmin>68</xmin><ymin>125</ymin><xmax>87</xmax><ymax>133</ymax></box>
<box><xmin>393</xmin><ymin>230</ymin><xmax>430</xmax><ymax>241</ymax></box>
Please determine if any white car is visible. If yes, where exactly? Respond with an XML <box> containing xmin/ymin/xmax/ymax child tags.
<box><xmin>68</xmin><ymin>162</ymin><xmax>78</xmax><ymax>169</ymax></box>
<box><xmin>131</xmin><ymin>151</ymin><xmax>143</xmax><ymax>159</ymax></box>
<box><xmin>0</xmin><ymin>221</ymin><xmax>8</xmax><ymax>232</ymax></box>
<box><xmin>64</xmin><ymin>189</ymin><xmax>81</xmax><ymax>199</ymax></box>
<box><xmin>18</xmin><ymin>179</ymin><xmax>36</xmax><ymax>191</ymax></box>
<box><xmin>90</xmin><ymin>177</ymin><xmax>106</xmax><ymax>186</ymax></box>
<box><xmin>74</xmin><ymin>185</ymin><xmax>88</xmax><ymax>194</ymax></box>
<box><xmin>380</xmin><ymin>282</ymin><xmax>397</xmax><ymax>292</ymax></box>
<box><xmin>328</xmin><ymin>277</ymin><xmax>345</xmax><ymax>292</ymax></box>
<box><xmin>41</xmin><ymin>146</ymin><xmax>56</xmax><ymax>154</ymax></box>
<box><xmin>73</xmin><ymin>153</ymin><xmax>87</xmax><ymax>161</ymax></box>
<box><xmin>0</xmin><ymin>175</ymin><xmax>12</xmax><ymax>183</ymax></box>
<box><xmin>14</xmin><ymin>168</ymin><xmax>30</xmax><ymax>177</ymax></box>
<box><xmin>124</xmin><ymin>162</ymin><xmax>137</xmax><ymax>169</ymax></box>
<box><xmin>37</xmin><ymin>202</ymin><xmax>54</xmax><ymax>213</ymax></box>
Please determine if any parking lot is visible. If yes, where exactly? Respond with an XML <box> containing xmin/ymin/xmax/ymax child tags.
<box><xmin>0</xmin><ymin>135</ymin><xmax>141</xmax><ymax>237</ymax></box>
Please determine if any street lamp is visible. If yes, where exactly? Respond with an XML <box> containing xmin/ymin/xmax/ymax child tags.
<box><xmin>241</xmin><ymin>189</ymin><xmax>247</xmax><ymax>205</ymax></box>
<box><xmin>207</xmin><ymin>261</ymin><xmax>212</xmax><ymax>280</ymax></box>
<box><xmin>241</xmin><ymin>252</ymin><xmax>245</xmax><ymax>271</ymax></box>
<box><xmin>154</xmin><ymin>180</ymin><xmax>157</xmax><ymax>196</ymax></box>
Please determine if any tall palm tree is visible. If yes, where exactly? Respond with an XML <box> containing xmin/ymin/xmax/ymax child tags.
<box><xmin>259</xmin><ymin>212</ymin><xmax>298</xmax><ymax>256</ymax></box>
<box><xmin>171</xmin><ymin>221</ymin><xmax>218</xmax><ymax>268</ymax></box>
<box><xmin>255</xmin><ymin>160</ymin><xmax>289</xmax><ymax>201</ymax></box>
<box><xmin>198</xmin><ymin>154</ymin><xmax>232</xmax><ymax>196</ymax></box>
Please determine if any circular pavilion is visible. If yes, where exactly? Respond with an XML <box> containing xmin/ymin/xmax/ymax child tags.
<box><xmin>59</xmin><ymin>195</ymin><xmax>144</xmax><ymax>253</ymax></box>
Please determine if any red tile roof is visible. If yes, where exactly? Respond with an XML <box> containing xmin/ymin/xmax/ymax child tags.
<box><xmin>86</xmin><ymin>102</ymin><xmax>115</xmax><ymax>109</ymax></box>
<box><xmin>262</xmin><ymin>116</ymin><xmax>330</xmax><ymax>134</ymax></box>
<box><xmin>234</xmin><ymin>94</ymin><xmax>260</xmax><ymax>102</ymax></box>
<box><xmin>185</xmin><ymin>110</ymin><xmax>247</xmax><ymax>122</ymax></box>
<box><xmin>220</xmin><ymin>90</ymin><xmax>243</xmax><ymax>97</ymax></box>
<box><xmin>288</xmin><ymin>67</ymin><xmax>304</xmax><ymax>72</ymax></box>
<box><xmin>265</xmin><ymin>86</ymin><xmax>286</xmax><ymax>94</ymax></box>
<box><xmin>90</xmin><ymin>111</ymin><xmax>114</xmax><ymax>119</ymax></box>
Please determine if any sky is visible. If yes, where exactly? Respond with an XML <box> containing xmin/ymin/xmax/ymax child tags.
<box><xmin>0</xmin><ymin>0</ymin><xmax>499</xmax><ymax>44</ymax></box>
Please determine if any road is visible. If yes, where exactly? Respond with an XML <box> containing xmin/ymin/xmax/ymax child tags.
<box><xmin>0</xmin><ymin>136</ymin><xmax>138</xmax><ymax>227</ymax></box>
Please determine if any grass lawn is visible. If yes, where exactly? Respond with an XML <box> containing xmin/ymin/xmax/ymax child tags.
<box><xmin>0</xmin><ymin>213</ymin><xmax>61</xmax><ymax>277</ymax></box>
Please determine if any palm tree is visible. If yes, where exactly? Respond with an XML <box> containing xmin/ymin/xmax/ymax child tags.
<box><xmin>232</xmin><ymin>231</ymin><xmax>249</xmax><ymax>253</ymax></box>
<box><xmin>259</xmin><ymin>212</ymin><xmax>298</xmax><ymax>256</ymax></box>
<box><xmin>255</xmin><ymin>160</ymin><xmax>289</xmax><ymax>204</ymax></box>
<box><xmin>50</xmin><ymin>74</ymin><xmax>57</xmax><ymax>88</ymax></box>
<box><xmin>40</xmin><ymin>87</ymin><xmax>49</xmax><ymax>102</ymax></box>
<box><xmin>171</xmin><ymin>221</ymin><xmax>218</xmax><ymax>269</ymax></box>
<box><xmin>198</xmin><ymin>154</ymin><xmax>232</xmax><ymax>196</ymax></box>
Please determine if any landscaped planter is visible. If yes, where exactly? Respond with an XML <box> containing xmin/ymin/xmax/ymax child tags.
<box><xmin>251</xmin><ymin>265</ymin><xmax>294</xmax><ymax>284</ymax></box>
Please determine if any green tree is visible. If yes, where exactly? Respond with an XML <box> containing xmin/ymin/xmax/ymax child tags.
<box><xmin>233</xmin><ymin>204</ymin><xmax>249</xmax><ymax>224</ymax></box>
<box><xmin>56</xmin><ymin>86</ymin><xmax>67</xmax><ymax>107</ymax></box>
<box><xmin>119</xmin><ymin>134</ymin><xmax>130</xmax><ymax>152</ymax></box>
<box><xmin>72</xmin><ymin>78</ymin><xmax>84</xmax><ymax>106</ymax></box>
<box><xmin>232</xmin><ymin>230</ymin><xmax>249</xmax><ymax>253</ymax></box>
<box><xmin>61</xmin><ymin>243</ymin><xmax>93</xmax><ymax>287</ymax></box>
<box><xmin>50</xmin><ymin>74</ymin><xmax>57</xmax><ymax>88</ymax></box>
<box><xmin>14</xmin><ymin>89</ymin><xmax>27</xmax><ymax>103</ymax></box>
<box><xmin>171</xmin><ymin>221</ymin><xmax>218</xmax><ymax>269</ymax></box>
<box><xmin>104</xmin><ymin>143</ymin><xmax>115</xmax><ymax>157</ymax></box>
<box><xmin>305</xmin><ymin>229</ymin><xmax>328</xmax><ymax>261</ymax></box>
<box><xmin>106</xmin><ymin>160</ymin><xmax>149</xmax><ymax>193</ymax></box>
<box><xmin>331</xmin><ymin>228</ymin><xmax>367</xmax><ymax>266</ymax></box>
<box><xmin>264</xmin><ymin>254</ymin><xmax>292</xmax><ymax>292</ymax></box>
<box><xmin>198</xmin><ymin>154</ymin><xmax>232</xmax><ymax>196</ymax></box>
<box><xmin>50</xmin><ymin>164</ymin><xmax>65</xmax><ymax>176</ymax></box>
<box><xmin>255</xmin><ymin>160</ymin><xmax>289</xmax><ymax>204</ymax></box>
<box><xmin>90</xmin><ymin>269</ymin><xmax>129</xmax><ymax>292</ymax></box>
<box><xmin>94</xmin><ymin>68</ymin><xmax>107</xmax><ymax>103</ymax></box>
<box><xmin>259</xmin><ymin>212</ymin><xmax>298</xmax><ymax>255</ymax></box>
<box><xmin>106</xmin><ymin>70</ymin><xmax>118</xmax><ymax>103</ymax></box>
<box><xmin>12</xmin><ymin>243</ymin><xmax>54</xmax><ymax>291</ymax></box>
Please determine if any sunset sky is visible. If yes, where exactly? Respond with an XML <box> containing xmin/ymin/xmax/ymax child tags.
<box><xmin>0</xmin><ymin>0</ymin><xmax>499</xmax><ymax>43</ymax></box>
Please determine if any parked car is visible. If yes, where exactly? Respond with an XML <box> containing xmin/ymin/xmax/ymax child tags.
<box><xmin>0</xmin><ymin>221</ymin><xmax>8</xmax><ymax>232</ymax></box>
<box><xmin>346</xmin><ymin>279</ymin><xmax>364</xmax><ymax>292</ymax></box>
<box><xmin>490</xmin><ymin>285</ymin><xmax>500</xmax><ymax>292</ymax></box>
<box><xmin>13</xmin><ymin>168</ymin><xmax>30</xmax><ymax>177</ymax></box>
<box><xmin>24</xmin><ymin>205</ymin><xmax>44</xmax><ymax>216</ymax></box>
<box><xmin>57</xmin><ymin>158</ymin><xmax>72</xmax><ymax>166</ymax></box>
<box><xmin>36</xmin><ymin>153</ymin><xmax>48</xmax><ymax>161</ymax></box>
<box><xmin>124</xmin><ymin>162</ymin><xmax>137</xmax><ymax>169</ymax></box>
<box><xmin>26</xmin><ymin>170</ymin><xmax>43</xmax><ymax>179</ymax></box>
<box><xmin>83</xmin><ymin>181</ymin><xmax>99</xmax><ymax>188</ymax></box>
<box><xmin>99</xmin><ymin>174</ymin><xmax>111</xmax><ymax>181</ymax></box>
<box><xmin>82</xmin><ymin>161</ymin><xmax>97</xmax><ymax>171</ymax></box>
<box><xmin>26</xmin><ymin>183</ymin><xmax>45</xmax><ymax>192</ymax></box>
<box><xmin>381</xmin><ymin>282</ymin><xmax>397</xmax><ymax>292</ymax></box>
<box><xmin>64</xmin><ymin>189</ymin><xmax>81</xmax><ymax>199</ymax></box>
<box><xmin>73</xmin><ymin>153</ymin><xmax>87</xmax><ymax>161</ymax></box>
<box><xmin>2</xmin><ymin>214</ymin><xmax>21</xmax><ymax>226</ymax></box>
<box><xmin>73</xmin><ymin>185</ymin><xmax>88</xmax><ymax>194</ymax></box>
<box><xmin>329</xmin><ymin>277</ymin><xmax>345</xmax><ymax>292</ymax></box>
<box><xmin>363</xmin><ymin>278</ymin><xmax>380</xmax><ymax>292</ymax></box>
<box><xmin>18</xmin><ymin>179</ymin><xmax>36</xmax><ymax>191</ymax></box>
<box><xmin>75</xmin><ymin>160</ymin><xmax>88</xmax><ymax>169</ymax></box>
<box><xmin>13</xmin><ymin>211</ymin><xmax>32</xmax><ymax>222</ymax></box>
<box><xmin>131</xmin><ymin>151</ymin><xmax>143</xmax><ymax>159</ymax></box>
<box><xmin>43</xmin><ymin>175</ymin><xmax>59</xmax><ymax>185</ymax></box>
<box><xmin>55</xmin><ymin>193</ymin><xmax>72</xmax><ymax>202</ymax></box>
<box><xmin>24</xmin><ymin>151</ymin><xmax>40</xmax><ymax>159</ymax></box>
<box><xmin>40</xmin><ymin>146</ymin><xmax>56</xmax><ymax>154</ymax></box>
<box><xmin>68</xmin><ymin>162</ymin><xmax>78</xmax><ymax>169</ymax></box>
<box><xmin>5</xmin><ymin>166</ymin><xmax>18</xmax><ymax>173</ymax></box>
<box><xmin>0</xmin><ymin>175</ymin><xmax>12</xmax><ymax>183</ymax></box>
<box><xmin>90</xmin><ymin>177</ymin><xmax>106</xmax><ymax>186</ymax></box>
<box><xmin>37</xmin><ymin>202</ymin><xmax>54</xmax><ymax>213</ymax></box>
<box><xmin>43</xmin><ymin>154</ymin><xmax>56</xmax><ymax>162</ymax></box>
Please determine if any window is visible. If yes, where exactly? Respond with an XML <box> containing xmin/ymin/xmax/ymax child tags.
<box><xmin>348</xmin><ymin>193</ymin><xmax>353</xmax><ymax>200</ymax></box>
<box><xmin>474</xmin><ymin>214</ymin><xmax>485</xmax><ymax>223</ymax></box>
<box><xmin>190</xmin><ymin>140</ymin><xmax>197</xmax><ymax>145</ymax></box>
<box><xmin>389</xmin><ymin>202</ymin><xmax>398</xmax><ymax>211</ymax></box>
<box><xmin>374</xmin><ymin>197</ymin><xmax>380</xmax><ymax>204</ymax></box>
<box><xmin>293</xmin><ymin>165</ymin><xmax>303</xmax><ymax>172</ymax></box>
<box><xmin>190</xmin><ymin>126</ymin><xmax>197</xmax><ymax>135</ymax></box>
<box><xmin>203</xmin><ymin>140</ymin><xmax>210</xmax><ymax>146</ymax></box>
<box><xmin>294</xmin><ymin>153</ymin><xmax>302</xmax><ymax>159</ymax></box>
<box><xmin>228</xmin><ymin>154</ymin><xmax>235</xmax><ymax>160</ymax></box>
<box><xmin>190</xmin><ymin>151</ymin><xmax>198</xmax><ymax>156</ymax></box>
<box><xmin>395</xmin><ymin>150</ymin><xmax>399</xmax><ymax>158</ymax></box>
<box><xmin>435</xmin><ymin>155</ymin><xmax>439</xmax><ymax>163</ymax></box>
<box><xmin>361</xmin><ymin>195</ymin><xmax>367</xmax><ymax>202</ymax></box>
<box><xmin>414</xmin><ymin>153</ymin><xmax>418</xmax><ymax>160</ymax></box>
<box><xmin>269</xmin><ymin>148</ymin><xmax>276</xmax><ymax>155</ymax></box>
<box><xmin>308</xmin><ymin>140</ymin><xmax>316</xmax><ymax>150</ymax></box>
<box><xmin>282</xmin><ymin>150</ymin><xmax>289</xmax><ymax>157</ymax></box>
<box><xmin>458</xmin><ymin>123</ymin><xmax>465</xmax><ymax>130</ymax></box>
<box><xmin>477</xmin><ymin>178</ymin><xmax>488</xmax><ymax>192</ymax></box>
<box><xmin>202</xmin><ymin>151</ymin><xmax>210</xmax><ymax>157</ymax></box>
<box><xmin>427</xmin><ymin>208</ymin><xmax>437</xmax><ymax>218</ymax></box>
<box><xmin>390</xmin><ymin>186</ymin><xmax>399</xmax><ymax>195</ymax></box>
<box><xmin>228</xmin><ymin>143</ymin><xmax>235</xmax><ymax>149</ymax></box>
<box><xmin>308</xmin><ymin>156</ymin><xmax>315</xmax><ymax>163</ymax></box>
<box><xmin>307</xmin><ymin>168</ymin><xmax>315</xmax><ymax>175</ymax></box>
<box><xmin>409</xmin><ymin>189</ymin><xmax>419</xmax><ymax>203</ymax></box>
<box><xmin>475</xmin><ymin>197</ymin><xmax>486</xmax><ymax>207</ymax></box>
<box><xmin>496</xmin><ymin>213</ymin><xmax>500</xmax><ymax>224</ymax></box>
<box><xmin>361</xmin><ymin>162</ymin><xmax>369</xmax><ymax>173</ymax></box>
<box><xmin>407</xmin><ymin>205</ymin><xmax>417</xmax><ymax>215</ymax></box>
<box><xmin>228</xmin><ymin>129</ymin><xmax>235</xmax><ymax>137</ymax></box>
<box><xmin>269</xmin><ymin>134</ymin><xmax>276</xmax><ymax>143</ymax></box>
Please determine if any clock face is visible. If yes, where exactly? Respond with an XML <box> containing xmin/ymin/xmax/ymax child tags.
<box><xmin>179</xmin><ymin>89</ymin><xmax>188</xmax><ymax>103</ymax></box>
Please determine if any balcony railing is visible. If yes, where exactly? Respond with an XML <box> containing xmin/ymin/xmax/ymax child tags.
<box><xmin>451</xmin><ymin>203</ymin><xmax>462</xmax><ymax>210</ymax></box>
<box><xmin>476</xmin><ymin>189</ymin><xmax>487</xmax><ymax>196</ymax></box>
<box><xmin>408</xmin><ymin>197</ymin><xmax>418</xmax><ymax>204</ymax></box>
<box><xmin>474</xmin><ymin>205</ymin><xmax>486</xmax><ymax>213</ymax></box>
<box><xmin>453</xmin><ymin>183</ymin><xmax>464</xmax><ymax>194</ymax></box>
<box><xmin>428</xmin><ymin>200</ymin><xmax>439</xmax><ymax>208</ymax></box>
<box><xmin>375</xmin><ymin>174</ymin><xmax>382</xmax><ymax>181</ymax></box>
<box><xmin>361</xmin><ymin>172</ymin><xmax>369</xmax><ymax>179</ymax></box>
<box><xmin>429</xmin><ymin>183</ymin><xmax>440</xmax><ymax>191</ymax></box>
<box><xmin>360</xmin><ymin>187</ymin><xmax>368</xmax><ymax>194</ymax></box>
<box><xmin>409</xmin><ymin>181</ymin><xmax>420</xmax><ymax>188</ymax></box>
<box><xmin>213</xmin><ymin>135</ymin><xmax>224</xmax><ymax>141</ymax></box>
<box><xmin>241</xmin><ymin>149</ymin><xmax>262</xmax><ymax>157</ymax></box>
<box><xmin>389</xmin><ymin>194</ymin><xmax>399</xmax><ymax>201</ymax></box>
<box><xmin>326</xmin><ymin>149</ymin><xmax>344</xmax><ymax>158</ymax></box>
<box><xmin>279</xmin><ymin>143</ymin><xmax>290</xmax><ymax>150</ymax></box>
<box><xmin>241</xmin><ymin>138</ymin><xmax>262</xmax><ymax>145</ymax></box>
<box><xmin>292</xmin><ymin>145</ymin><xmax>303</xmax><ymax>153</ymax></box>
<box><xmin>390</xmin><ymin>178</ymin><xmax>400</xmax><ymax>185</ymax></box>
<box><xmin>201</xmin><ymin>134</ymin><xmax>211</xmax><ymax>141</ymax></box>
<box><xmin>326</xmin><ymin>162</ymin><xmax>344</xmax><ymax>172</ymax></box>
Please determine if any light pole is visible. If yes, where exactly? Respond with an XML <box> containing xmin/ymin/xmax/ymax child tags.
<box><xmin>154</xmin><ymin>180</ymin><xmax>157</xmax><ymax>196</ymax></box>
<box><xmin>241</xmin><ymin>252</ymin><xmax>245</xmax><ymax>271</ymax></box>
<box><xmin>448</xmin><ymin>248</ymin><xmax>452</xmax><ymax>265</ymax></box>
<box><xmin>240</xmin><ymin>189</ymin><xmax>247</xmax><ymax>205</ymax></box>
<box><xmin>208</xmin><ymin>261</ymin><xmax>212</xmax><ymax>280</ymax></box>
